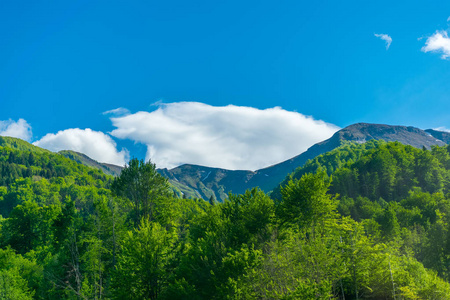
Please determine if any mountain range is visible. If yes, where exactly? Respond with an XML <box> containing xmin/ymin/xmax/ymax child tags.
<box><xmin>2</xmin><ymin>122</ymin><xmax>449</xmax><ymax>202</ymax></box>
<box><xmin>157</xmin><ymin>123</ymin><xmax>450</xmax><ymax>200</ymax></box>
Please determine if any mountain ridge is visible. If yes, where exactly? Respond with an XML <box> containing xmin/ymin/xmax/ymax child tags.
<box><xmin>157</xmin><ymin>123</ymin><xmax>450</xmax><ymax>200</ymax></box>
<box><xmin>58</xmin><ymin>150</ymin><xmax>123</xmax><ymax>176</ymax></box>
<box><xmin>1</xmin><ymin>123</ymin><xmax>449</xmax><ymax>201</ymax></box>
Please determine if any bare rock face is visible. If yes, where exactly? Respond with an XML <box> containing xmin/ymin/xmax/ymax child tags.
<box><xmin>425</xmin><ymin>129</ymin><xmax>450</xmax><ymax>144</ymax></box>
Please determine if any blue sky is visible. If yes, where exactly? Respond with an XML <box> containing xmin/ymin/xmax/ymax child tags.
<box><xmin>1</xmin><ymin>0</ymin><xmax>450</xmax><ymax>169</ymax></box>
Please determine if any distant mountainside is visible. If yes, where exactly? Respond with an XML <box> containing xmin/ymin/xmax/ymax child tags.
<box><xmin>59</xmin><ymin>150</ymin><xmax>123</xmax><ymax>176</ymax></box>
<box><xmin>3</xmin><ymin>123</ymin><xmax>448</xmax><ymax>202</ymax></box>
<box><xmin>158</xmin><ymin>165</ymin><xmax>255</xmax><ymax>200</ymax></box>
<box><xmin>158</xmin><ymin>123</ymin><xmax>450</xmax><ymax>201</ymax></box>
<box><xmin>425</xmin><ymin>129</ymin><xmax>450</xmax><ymax>144</ymax></box>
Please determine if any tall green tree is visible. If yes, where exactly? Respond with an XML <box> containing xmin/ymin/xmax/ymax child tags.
<box><xmin>277</xmin><ymin>171</ymin><xmax>336</xmax><ymax>230</ymax></box>
<box><xmin>111</xmin><ymin>158</ymin><xmax>171</xmax><ymax>226</ymax></box>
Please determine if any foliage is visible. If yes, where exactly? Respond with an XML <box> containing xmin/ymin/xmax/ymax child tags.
<box><xmin>277</xmin><ymin>171</ymin><xmax>336</xmax><ymax>229</ymax></box>
<box><xmin>112</xmin><ymin>219</ymin><xmax>177</xmax><ymax>299</ymax></box>
<box><xmin>111</xmin><ymin>158</ymin><xmax>172</xmax><ymax>225</ymax></box>
<box><xmin>1</xmin><ymin>138</ymin><xmax>450</xmax><ymax>299</ymax></box>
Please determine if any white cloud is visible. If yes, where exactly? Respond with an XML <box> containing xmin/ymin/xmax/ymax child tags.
<box><xmin>434</xmin><ymin>126</ymin><xmax>450</xmax><ymax>133</ymax></box>
<box><xmin>103</xmin><ymin>107</ymin><xmax>130</xmax><ymax>116</ymax></box>
<box><xmin>374</xmin><ymin>33</ymin><xmax>392</xmax><ymax>50</ymax></box>
<box><xmin>109</xmin><ymin>102</ymin><xmax>340</xmax><ymax>170</ymax></box>
<box><xmin>34</xmin><ymin>128</ymin><xmax>129</xmax><ymax>165</ymax></box>
<box><xmin>0</xmin><ymin>118</ymin><xmax>32</xmax><ymax>141</ymax></box>
<box><xmin>421</xmin><ymin>30</ymin><xmax>450</xmax><ymax>59</ymax></box>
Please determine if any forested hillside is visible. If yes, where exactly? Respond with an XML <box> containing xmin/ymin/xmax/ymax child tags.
<box><xmin>2</xmin><ymin>137</ymin><xmax>450</xmax><ymax>299</ymax></box>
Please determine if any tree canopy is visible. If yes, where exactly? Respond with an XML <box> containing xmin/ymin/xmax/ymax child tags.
<box><xmin>1</xmin><ymin>140</ymin><xmax>450</xmax><ymax>299</ymax></box>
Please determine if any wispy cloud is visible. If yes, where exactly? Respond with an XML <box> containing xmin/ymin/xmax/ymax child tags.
<box><xmin>34</xmin><ymin>128</ymin><xmax>129</xmax><ymax>165</ymax></box>
<box><xmin>109</xmin><ymin>102</ymin><xmax>340</xmax><ymax>170</ymax></box>
<box><xmin>0</xmin><ymin>118</ymin><xmax>32</xmax><ymax>141</ymax></box>
<box><xmin>421</xmin><ymin>30</ymin><xmax>450</xmax><ymax>59</ymax></box>
<box><xmin>434</xmin><ymin>126</ymin><xmax>450</xmax><ymax>133</ymax></box>
<box><xmin>374</xmin><ymin>33</ymin><xmax>392</xmax><ymax>50</ymax></box>
<box><xmin>103</xmin><ymin>107</ymin><xmax>130</xmax><ymax>116</ymax></box>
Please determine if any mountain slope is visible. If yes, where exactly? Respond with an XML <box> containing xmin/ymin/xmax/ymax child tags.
<box><xmin>59</xmin><ymin>150</ymin><xmax>123</xmax><ymax>176</ymax></box>
<box><xmin>425</xmin><ymin>129</ymin><xmax>450</xmax><ymax>144</ymax></box>
<box><xmin>158</xmin><ymin>164</ymin><xmax>255</xmax><ymax>200</ymax></box>
<box><xmin>159</xmin><ymin>123</ymin><xmax>450</xmax><ymax>201</ymax></box>
<box><xmin>249</xmin><ymin>123</ymin><xmax>448</xmax><ymax>189</ymax></box>
<box><xmin>0</xmin><ymin>136</ymin><xmax>50</xmax><ymax>154</ymax></box>
<box><xmin>0</xmin><ymin>137</ymin><xmax>124</xmax><ymax>177</ymax></box>
<box><xmin>7</xmin><ymin>123</ymin><xmax>446</xmax><ymax>202</ymax></box>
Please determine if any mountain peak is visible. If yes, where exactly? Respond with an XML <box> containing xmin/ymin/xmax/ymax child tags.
<box><xmin>333</xmin><ymin>123</ymin><xmax>446</xmax><ymax>148</ymax></box>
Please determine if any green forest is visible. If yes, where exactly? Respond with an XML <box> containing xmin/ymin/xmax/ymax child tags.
<box><xmin>2</xmin><ymin>136</ymin><xmax>450</xmax><ymax>299</ymax></box>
